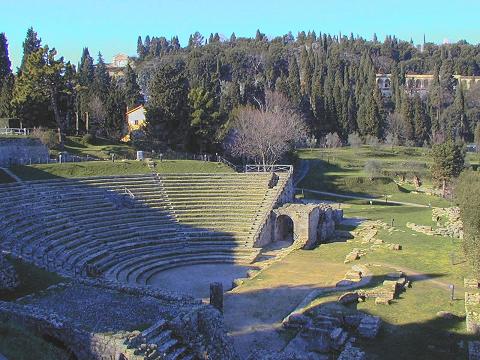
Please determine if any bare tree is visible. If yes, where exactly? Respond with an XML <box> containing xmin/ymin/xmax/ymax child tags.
<box><xmin>347</xmin><ymin>132</ymin><xmax>362</xmax><ymax>148</ymax></box>
<box><xmin>227</xmin><ymin>91</ymin><xmax>307</xmax><ymax>165</ymax></box>
<box><xmin>325</xmin><ymin>132</ymin><xmax>342</xmax><ymax>148</ymax></box>
<box><xmin>386</xmin><ymin>111</ymin><xmax>406</xmax><ymax>146</ymax></box>
<box><xmin>88</xmin><ymin>96</ymin><xmax>107</xmax><ymax>136</ymax></box>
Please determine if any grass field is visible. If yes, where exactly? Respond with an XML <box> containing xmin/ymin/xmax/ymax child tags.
<box><xmin>61</xmin><ymin>136</ymin><xmax>136</xmax><ymax>159</ymax></box>
<box><xmin>0</xmin><ymin>258</ymin><xmax>69</xmax><ymax>359</ymax></box>
<box><xmin>297</xmin><ymin>146</ymin><xmax>455</xmax><ymax>207</ymax></box>
<box><xmin>10</xmin><ymin>160</ymin><xmax>234</xmax><ymax>180</ymax></box>
<box><xmin>0</xmin><ymin>169</ymin><xmax>15</xmax><ymax>183</ymax></box>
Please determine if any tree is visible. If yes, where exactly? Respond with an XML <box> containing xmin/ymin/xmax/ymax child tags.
<box><xmin>92</xmin><ymin>52</ymin><xmax>111</xmax><ymax>101</ymax></box>
<box><xmin>124</xmin><ymin>64</ymin><xmax>143</xmax><ymax>109</ymax></box>
<box><xmin>226</xmin><ymin>91</ymin><xmax>307</xmax><ymax>165</ymax></box>
<box><xmin>456</xmin><ymin>171</ymin><xmax>480</xmax><ymax>274</ymax></box>
<box><xmin>365</xmin><ymin>160</ymin><xmax>382</xmax><ymax>179</ymax></box>
<box><xmin>137</xmin><ymin>36</ymin><xmax>146</xmax><ymax>59</ymax></box>
<box><xmin>475</xmin><ymin>122</ymin><xmax>480</xmax><ymax>152</ymax></box>
<box><xmin>20</xmin><ymin>27</ymin><xmax>41</xmax><ymax>71</ymax></box>
<box><xmin>325</xmin><ymin>132</ymin><xmax>342</xmax><ymax>148</ymax></box>
<box><xmin>287</xmin><ymin>56</ymin><xmax>301</xmax><ymax>107</ymax></box>
<box><xmin>145</xmin><ymin>63</ymin><xmax>190</xmax><ymax>148</ymax></box>
<box><xmin>431</xmin><ymin>140</ymin><xmax>465</xmax><ymax>196</ymax></box>
<box><xmin>188</xmin><ymin>86</ymin><xmax>220</xmax><ymax>152</ymax></box>
<box><xmin>413</xmin><ymin>95</ymin><xmax>430</xmax><ymax>145</ymax></box>
<box><xmin>348</xmin><ymin>132</ymin><xmax>363</xmax><ymax>148</ymax></box>
<box><xmin>13</xmin><ymin>46</ymin><xmax>66</xmax><ymax>145</ymax></box>
<box><xmin>0</xmin><ymin>33</ymin><xmax>13</xmax><ymax>117</ymax></box>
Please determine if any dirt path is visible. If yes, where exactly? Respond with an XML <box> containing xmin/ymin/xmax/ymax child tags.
<box><xmin>298</xmin><ymin>188</ymin><xmax>428</xmax><ymax>208</ymax></box>
<box><xmin>223</xmin><ymin>257</ymin><xmax>354</xmax><ymax>358</ymax></box>
<box><xmin>373</xmin><ymin>262</ymin><xmax>458</xmax><ymax>291</ymax></box>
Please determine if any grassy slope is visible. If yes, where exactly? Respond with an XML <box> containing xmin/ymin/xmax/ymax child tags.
<box><xmin>10</xmin><ymin>160</ymin><xmax>234</xmax><ymax>180</ymax></box>
<box><xmin>0</xmin><ymin>169</ymin><xmax>15</xmax><ymax>183</ymax></box>
<box><xmin>0</xmin><ymin>258</ymin><xmax>68</xmax><ymax>359</ymax></box>
<box><xmin>298</xmin><ymin>146</ymin><xmax>452</xmax><ymax>206</ymax></box>
<box><xmin>61</xmin><ymin>136</ymin><xmax>136</xmax><ymax>159</ymax></box>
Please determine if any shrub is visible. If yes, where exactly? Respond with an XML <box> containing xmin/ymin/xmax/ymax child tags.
<box><xmin>347</xmin><ymin>132</ymin><xmax>362</xmax><ymax>148</ymax></box>
<box><xmin>456</xmin><ymin>171</ymin><xmax>480</xmax><ymax>275</ymax></box>
<box><xmin>365</xmin><ymin>135</ymin><xmax>380</xmax><ymax>149</ymax></box>
<box><xmin>364</xmin><ymin>159</ymin><xmax>382</xmax><ymax>179</ymax></box>
<box><xmin>31</xmin><ymin>128</ymin><xmax>59</xmax><ymax>149</ymax></box>
<box><xmin>82</xmin><ymin>133</ymin><xmax>95</xmax><ymax>145</ymax></box>
<box><xmin>325</xmin><ymin>132</ymin><xmax>342</xmax><ymax>148</ymax></box>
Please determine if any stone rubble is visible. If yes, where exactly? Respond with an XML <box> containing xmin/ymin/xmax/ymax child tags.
<box><xmin>357</xmin><ymin>315</ymin><xmax>382</xmax><ymax>339</ymax></box>
<box><xmin>0</xmin><ymin>254</ymin><xmax>19</xmax><ymax>291</ymax></box>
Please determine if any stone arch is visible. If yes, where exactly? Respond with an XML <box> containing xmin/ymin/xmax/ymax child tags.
<box><xmin>407</xmin><ymin>79</ymin><xmax>414</xmax><ymax>88</ymax></box>
<box><xmin>415</xmin><ymin>79</ymin><xmax>422</xmax><ymax>88</ymax></box>
<box><xmin>377</xmin><ymin>78</ymin><xmax>384</xmax><ymax>88</ymax></box>
<box><xmin>423</xmin><ymin>79</ymin><xmax>429</xmax><ymax>88</ymax></box>
<box><xmin>275</xmin><ymin>214</ymin><xmax>295</xmax><ymax>244</ymax></box>
<box><xmin>384</xmin><ymin>78</ymin><xmax>391</xmax><ymax>88</ymax></box>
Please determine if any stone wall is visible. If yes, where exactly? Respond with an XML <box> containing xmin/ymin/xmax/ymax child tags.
<box><xmin>0</xmin><ymin>137</ymin><xmax>49</xmax><ymax>166</ymax></box>
<box><xmin>0</xmin><ymin>301</ymin><xmax>130</xmax><ymax>360</ymax></box>
<box><xmin>171</xmin><ymin>305</ymin><xmax>240</xmax><ymax>360</ymax></box>
<box><xmin>0</xmin><ymin>254</ymin><xmax>18</xmax><ymax>290</ymax></box>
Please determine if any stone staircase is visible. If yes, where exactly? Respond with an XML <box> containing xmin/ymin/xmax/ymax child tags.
<box><xmin>126</xmin><ymin>318</ymin><xmax>196</xmax><ymax>360</ymax></box>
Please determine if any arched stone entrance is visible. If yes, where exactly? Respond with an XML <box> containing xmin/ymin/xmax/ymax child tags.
<box><xmin>275</xmin><ymin>215</ymin><xmax>295</xmax><ymax>244</ymax></box>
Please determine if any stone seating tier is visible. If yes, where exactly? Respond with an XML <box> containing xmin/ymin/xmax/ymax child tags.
<box><xmin>0</xmin><ymin>172</ymin><xmax>288</xmax><ymax>285</ymax></box>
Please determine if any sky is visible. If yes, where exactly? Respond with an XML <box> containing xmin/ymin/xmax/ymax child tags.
<box><xmin>2</xmin><ymin>0</ymin><xmax>480</xmax><ymax>69</ymax></box>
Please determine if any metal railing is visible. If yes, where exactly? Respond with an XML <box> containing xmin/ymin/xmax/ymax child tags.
<box><xmin>245</xmin><ymin>164</ymin><xmax>293</xmax><ymax>173</ymax></box>
<box><xmin>0</xmin><ymin>128</ymin><xmax>31</xmax><ymax>136</ymax></box>
<box><xmin>123</xmin><ymin>187</ymin><xmax>135</xmax><ymax>199</ymax></box>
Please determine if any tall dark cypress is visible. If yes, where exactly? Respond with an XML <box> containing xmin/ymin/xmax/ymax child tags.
<box><xmin>20</xmin><ymin>27</ymin><xmax>41</xmax><ymax>71</ymax></box>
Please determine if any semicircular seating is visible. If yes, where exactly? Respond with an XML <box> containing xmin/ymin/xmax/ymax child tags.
<box><xmin>0</xmin><ymin>172</ymin><xmax>289</xmax><ymax>285</ymax></box>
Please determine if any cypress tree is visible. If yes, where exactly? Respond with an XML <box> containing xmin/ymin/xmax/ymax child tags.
<box><xmin>0</xmin><ymin>33</ymin><xmax>13</xmax><ymax>117</ymax></box>
<box><xmin>92</xmin><ymin>52</ymin><xmax>111</xmax><ymax>100</ymax></box>
<box><xmin>137</xmin><ymin>36</ymin><xmax>145</xmax><ymax>59</ymax></box>
<box><xmin>287</xmin><ymin>56</ymin><xmax>301</xmax><ymax>107</ymax></box>
<box><xmin>124</xmin><ymin>64</ymin><xmax>143</xmax><ymax>109</ymax></box>
<box><xmin>20</xmin><ymin>27</ymin><xmax>41</xmax><ymax>71</ymax></box>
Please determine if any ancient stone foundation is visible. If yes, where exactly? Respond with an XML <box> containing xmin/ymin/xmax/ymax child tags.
<box><xmin>0</xmin><ymin>137</ymin><xmax>49</xmax><ymax>166</ymax></box>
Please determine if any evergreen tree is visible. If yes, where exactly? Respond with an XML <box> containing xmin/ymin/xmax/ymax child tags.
<box><xmin>103</xmin><ymin>79</ymin><xmax>127</xmax><ymax>139</ymax></box>
<box><xmin>78</xmin><ymin>48</ymin><xmax>94</xmax><ymax>87</ymax></box>
<box><xmin>124</xmin><ymin>64</ymin><xmax>143</xmax><ymax>109</ymax></box>
<box><xmin>0</xmin><ymin>33</ymin><xmax>13</xmax><ymax>117</ymax></box>
<box><xmin>287</xmin><ymin>56</ymin><xmax>301</xmax><ymax>107</ymax></box>
<box><xmin>230</xmin><ymin>33</ymin><xmax>237</xmax><ymax>43</ymax></box>
<box><xmin>431</xmin><ymin>140</ymin><xmax>465</xmax><ymax>195</ymax></box>
<box><xmin>145</xmin><ymin>63</ymin><xmax>190</xmax><ymax>148</ymax></box>
<box><xmin>188</xmin><ymin>86</ymin><xmax>220</xmax><ymax>152</ymax></box>
<box><xmin>413</xmin><ymin>94</ymin><xmax>429</xmax><ymax>145</ymax></box>
<box><xmin>92</xmin><ymin>52</ymin><xmax>111</xmax><ymax>100</ymax></box>
<box><xmin>401</xmin><ymin>93</ymin><xmax>415</xmax><ymax>141</ymax></box>
<box><xmin>137</xmin><ymin>36</ymin><xmax>145</xmax><ymax>59</ymax></box>
<box><xmin>474</xmin><ymin>122</ymin><xmax>480</xmax><ymax>151</ymax></box>
<box><xmin>13</xmin><ymin>46</ymin><xmax>66</xmax><ymax>145</ymax></box>
<box><xmin>20</xmin><ymin>27</ymin><xmax>41</xmax><ymax>71</ymax></box>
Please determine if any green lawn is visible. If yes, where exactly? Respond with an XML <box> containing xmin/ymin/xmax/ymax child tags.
<box><xmin>0</xmin><ymin>168</ymin><xmax>15</xmax><ymax>183</ymax></box>
<box><xmin>287</xmin><ymin>200</ymin><xmax>471</xmax><ymax>359</ymax></box>
<box><xmin>0</xmin><ymin>320</ymin><xmax>70</xmax><ymax>360</ymax></box>
<box><xmin>297</xmin><ymin>146</ymin><xmax>452</xmax><ymax>207</ymax></box>
<box><xmin>61</xmin><ymin>136</ymin><xmax>136</xmax><ymax>159</ymax></box>
<box><xmin>10</xmin><ymin>160</ymin><xmax>234</xmax><ymax>180</ymax></box>
<box><xmin>0</xmin><ymin>257</ymin><xmax>65</xmax><ymax>302</ymax></box>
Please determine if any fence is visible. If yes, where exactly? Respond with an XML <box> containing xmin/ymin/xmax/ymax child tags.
<box><xmin>244</xmin><ymin>164</ymin><xmax>293</xmax><ymax>173</ymax></box>
<box><xmin>0</xmin><ymin>128</ymin><xmax>31</xmax><ymax>136</ymax></box>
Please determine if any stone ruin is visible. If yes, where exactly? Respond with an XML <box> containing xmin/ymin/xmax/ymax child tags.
<box><xmin>0</xmin><ymin>253</ymin><xmax>19</xmax><ymax>291</ymax></box>
<box><xmin>0</xmin><ymin>278</ymin><xmax>238</xmax><ymax>360</ymax></box>
<box><xmin>264</xmin><ymin>202</ymin><xmax>343</xmax><ymax>249</ymax></box>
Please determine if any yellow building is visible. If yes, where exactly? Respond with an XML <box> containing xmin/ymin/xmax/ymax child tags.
<box><xmin>121</xmin><ymin>105</ymin><xmax>146</xmax><ymax>142</ymax></box>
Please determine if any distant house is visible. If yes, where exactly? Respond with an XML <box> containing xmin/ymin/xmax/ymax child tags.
<box><xmin>106</xmin><ymin>53</ymin><xmax>130</xmax><ymax>78</ymax></box>
<box><xmin>121</xmin><ymin>105</ymin><xmax>146</xmax><ymax>142</ymax></box>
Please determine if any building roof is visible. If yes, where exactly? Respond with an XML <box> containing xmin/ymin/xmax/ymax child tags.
<box><xmin>126</xmin><ymin>105</ymin><xmax>145</xmax><ymax>116</ymax></box>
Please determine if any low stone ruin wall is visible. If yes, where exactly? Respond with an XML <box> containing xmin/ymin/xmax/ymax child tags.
<box><xmin>0</xmin><ymin>301</ymin><xmax>127</xmax><ymax>360</ymax></box>
<box><xmin>0</xmin><ymin>137</ymin><xmax>49</xmax><ymax>166</ymax></box>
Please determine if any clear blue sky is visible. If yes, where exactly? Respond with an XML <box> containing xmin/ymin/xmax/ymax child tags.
<box><xmin>2</xmin><ymin>0</ymin><xmax>480</xmax><ymax>69</ymax></box>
